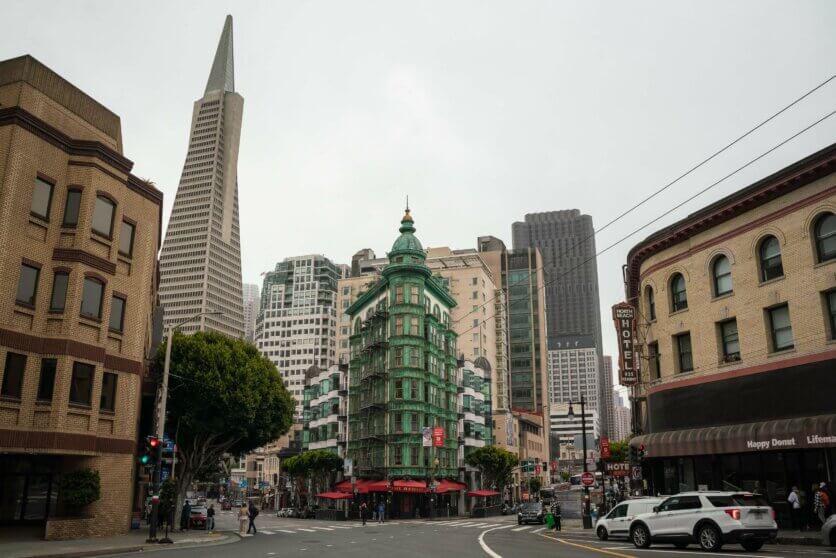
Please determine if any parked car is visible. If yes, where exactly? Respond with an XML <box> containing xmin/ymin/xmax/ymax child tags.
<box><xmin>221</xmin><ymin>499</ymin><xmax>232</xmax><ymax>511</ymax></box>
<box><xmin>629</xmin><ymin>492</ymin><xmax>777</xmax><ymax>552</ymax></box>
<box><xmin>190</xmin><ymin>505</ymin><xmax>208</xmax><ymax>530</ymax></box>
<box><xmin>276</xmin><ymin>507</ymin><xmax>292</xmax><ymax>517</ymax></box>
<box><xmin>518</xmin><ymin>501</ymin><xmax>545</xmax><ymax>525</ymax></box>
<box><xmin>822</xmin><ymin>513</ymin><xmax>836</xmax><ymax>547</ymax></box>
<box><xmin>232</xmin><ymin>499</ymin><xmax>243</xmax><ymax>508</ymax></box>
<box><xmin>596</xmin><ymin>498</ymin><xmax>664</xmax><ymax>540</ymax></box>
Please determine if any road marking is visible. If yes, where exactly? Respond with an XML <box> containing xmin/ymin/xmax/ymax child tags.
<box><xmin>277</xmin><ymin>529</ymin><xmax>295</xmax><ymax>534</ymax></box>
<box><xmin>330</xmin><ymin>525</ymin><xmax>352</xmax><ymax>529</ymax></box>
<box><xmin>545</xmin><ymin>536</ymin><xmax>635</xmax><ymax>558</ymax></box>
<box><xmin>309</xmin><ymin>526</ymin><xmax>334</xmax><ymax>531</ymax></box>
<box><xmin>619</xmin><ymin>549</ymin><xmax>781</xmax><ymax>558</ymax></box>
<box><xmin>478</xmin><ymin>525</ymin><xmax>514</xmax><ymax>558</ymax></box>
<box><xmin>511</xmin><ymin>526</ymin><xmax>531</xmax><ymax>532</ymax></box>
<box><xmin>533</xmin><ymin>528</ymin><xmax>545</xmax><ymax>533</ymax></box>
<box><xmin>326</xmin><ymin>544</ymin><xmax>333</xmax><ymax>547</ymax></box>
<box><xmin>296</xmin><ymin>528</ymin><xmax>316</xmax><ymax>532</ymax></box>
<box><xmin>260</xmin><ymin>530</ymin><xmax>275</xmax><ymax>535</ymax></box>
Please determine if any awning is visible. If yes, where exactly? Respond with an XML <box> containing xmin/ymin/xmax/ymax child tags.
<box><xmin>366</xmin><ymin>480</ymin><xmax>391</xmax><ymax>493</ymax></box>
<box><xmin>434</xmin><ymin>480</ymin><xmax>467</xmax><ymax>494</ymax></box>
<box><xmin>393</xmin><ymin>480</ymin><xmax>427</xmax><ymax>493</ymax></box>
<box><xmin>631</xmin><ymin>414</ymin><xmax>836</xmax><ymax>458</ymax></box>
<box><xmin>317</xmin><ymin>491</ymin><xmax>354</xmax><ymax>500</ymax></box>
<box><xmin>334</xmin><ymin>480</ymin><xmax>353</xmax><ymax>493</ymax></box>
<box><xmin>467</xmin><ymin>489</ymin><xmax>500</xmax><ymax>497</ymax></box>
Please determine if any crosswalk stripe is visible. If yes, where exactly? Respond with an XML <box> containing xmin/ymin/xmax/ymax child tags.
<box><xmin>330</xmin><ymin>525</ymin><xmax>353</xmax><ymax>529</ymax></box>
<box><xmin>296</xmin><ymin>528</ymin><xmax>316</xmax><ymax>532</ymax></box>
<box><xmin>511</xmin><ymin>526</ymin><xmax>531</xmax><ymax>532</ymax></box>
<box><xmin>310</xmin><ymin>527</ymin><xmax>334</xmax><ymax>531</ymax></box>
<box><xmin>277</xmin><ymin>530</ymin><xmax>296</xmax><ymax>534</ymax></box>
<box><xmin>533</xmin><ymin>528</ymin><xmax>545</xmax><ymax>534</ymax></box>
<box><xmin>260</xmin><ymin>530</ymin><xmax>275</xmax><ymax>535</ymax></box>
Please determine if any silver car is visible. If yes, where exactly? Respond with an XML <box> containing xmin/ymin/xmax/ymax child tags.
<box><xmin>822</xmin><ymin>513</ymin><xmax>836</xmax><ymax>547</ymax></box>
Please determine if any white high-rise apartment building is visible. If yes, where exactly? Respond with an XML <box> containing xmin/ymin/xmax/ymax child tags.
<box><xmin>602</xmin><ymin>355</ymin><xmax>615</xmax><ymax>437</ymax></box>
<box><xmin>159</xmin><ymin>16</ymin><xmax>245</xmax><ymax>337</ymax></box>
<box><xmin>613</xmin><ymin>392</ymin><xmax>632</xmax><ymax>441</ymax></box>
<box><xmin>255</xmin><ymin>255</ymin><xmax>348</xmax><ymax>417</ymax></box>
<box><xmin>242</xmin><ymin>283</ymin><xmax>260</xmax><ymax>341</ymax></box>
<box><xmin>549</xmin><ymin>403</ymin><xmax>600</xmax><ymax>444</ymax></box>
<box><xmin>547</xmin><ymin>335</ymin><xmax>599</xmax><ymax>410</ymax></box>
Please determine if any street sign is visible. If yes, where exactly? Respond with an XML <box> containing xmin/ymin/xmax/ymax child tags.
<box><xmin>535</xmin><ymin>464</ymin><xmax>541</xmax><ymax>475</ymax></box>
<box><xmin>239</xmin><ymin>479</ymin><xmax>248</xmax><ymax>488</ymax></box>
<box><xmin>581</xmin><ymin>472</ymin><xmax>595</xmax><ymax>487</ymax></box>
<box><xmin>612</xmin><ymin>303</ymin><xmax>640</xmax><ymax>386</ymax></box>
<box><xmin>432</xmin><ymin>426</ymin><xmax>445</xmax><ymax>447</ymax></box>
<box><xmin>631</xmin><ymin>466</ymin><xmax>643</xmax><ymax>481</ymax></box>
<box><xmin>600</xmin><ymin>436</ymin><xmax>611</xmax><ymax>459</ymax></box>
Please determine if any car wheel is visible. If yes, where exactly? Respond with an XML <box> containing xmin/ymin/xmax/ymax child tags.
<box><xmin>631</xmin><ymin>524</ymin><xmax>651</xmax><ymax>549</ymax></box>
<box><xmin>697</xmin><ymin>524</ymin><xmax>723</xmax><ymax>552</ymax></box>
<box><xmin>674</xmin><ymin>542</ymin><xmax>688</xmax><ymax>549</ymax></box>
<box><xmin>741</xmin><ymin>541</ymin><xmax>763</xmax><ymax>552</ymax></box>
<box><xmin>597</xmin><ymin>526</ymin><xmax>609</xmax><ymax>541</ymax></box>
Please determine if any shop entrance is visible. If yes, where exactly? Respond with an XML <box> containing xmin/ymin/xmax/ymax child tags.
<box><xmin>0</xmin><ymin>456</ymin><xmax>60</xmax><ymax>526</ymax></box>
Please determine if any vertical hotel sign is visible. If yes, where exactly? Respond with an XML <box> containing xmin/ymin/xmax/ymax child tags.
<box><xmin>612</xmin><ymin>302</ymin><xmax>639</xmax><ymax>386</ymax></box>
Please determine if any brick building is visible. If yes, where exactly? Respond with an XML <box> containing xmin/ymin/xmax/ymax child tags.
<box><xmin>626</xmin><ymin>143</ymin><xmax>835</xmax><ymax>525</ymax></box>
<box><xmin>0</xmin><ymin>56</ymin><xmax>162</xmax><ymax>538</ymax></box>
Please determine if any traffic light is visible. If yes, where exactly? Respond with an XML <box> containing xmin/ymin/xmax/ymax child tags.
<box><xmin>140</xmin><ymin>436</ymin><xmax>160</xmax><ymax>466</ymax></box>
<box><xmin>638</xmin><ymin>443</ymin><xmax>646</xmax><ymax>460</ymax></box>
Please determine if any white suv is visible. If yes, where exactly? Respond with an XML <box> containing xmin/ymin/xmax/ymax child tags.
<box><xmin>629</xmin><ymin>492</ymin><xmax>777</xmax><ymax>552</ymax></box>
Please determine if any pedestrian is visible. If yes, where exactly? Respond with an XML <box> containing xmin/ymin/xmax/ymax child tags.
<box><xmin>247</xmin><ymin>501</ymin><xmax>259</xmax><ymax>534</ymax></box>
<box><xmin>814</xmin><ymin>483</ymin><xmax>830</xmax><ymax>526</ymax></box>
<box><xmin>207</xmin><ymin>504</ymin><xmax>215</xmax><ymax>533</ymax></box>
<box><xmin>552</xmin><ymin>502</ymin><xmax>562</xmax><ymax>531</ymax></box>
<box><xmin>180</xmin><ymin>500</ymin><xmax>191</xmax><ymax>531</ymax></box>
<box><xmin>238</xmin><ymin>502</ymin><xmax>249</xmax><ymax>535</ymax></box>
<box><xmin>787</xmin><ymin>486</ymin><xmax>802</xmax><ymax>531</ymax></box>
<box><xmin>377</xmin><ymin>501</ymin><xmax>385</xmax><ymax>524</ymax></box>
<box><xmin>360</xmin><ymin>502</ymin><xmax>368</xmax><ymax>526</ymax></box>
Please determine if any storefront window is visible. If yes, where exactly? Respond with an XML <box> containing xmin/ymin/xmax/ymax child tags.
<box><xmin>694</xmin><ymin>456</ymin><xmax>715</xmax><ymax>490</ymax></box>
<box><xmin>740</xmin><ymin>454</ymin><xmax>762</xmax><ymax>493</ymax></box>
<box><xmin>721</xmin><ymin>455</ymin><xmax>740</xmax><ymax>490</ymax></box>
<box><xmin>762</xmin><ymin>452</ymin><xmax>788</xmax><ymax>503</ymax></box>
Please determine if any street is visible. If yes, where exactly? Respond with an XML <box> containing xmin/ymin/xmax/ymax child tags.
<box><xmin>107</xmin><ymin>513</ymin><xmax>836</xmax><ymax>558</ymax></box>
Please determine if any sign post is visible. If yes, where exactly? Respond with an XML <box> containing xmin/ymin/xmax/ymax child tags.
<box><xmin>581</xmin><ymin>472</ymin><xmax>595</xmax><ymax>487</ymax></box>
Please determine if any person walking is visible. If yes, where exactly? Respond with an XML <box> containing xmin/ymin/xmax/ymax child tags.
<box><xmin>814</xmin><ymin>483</ymin><xmax>830</xmax><ymax>526</ymax></box>
<box><xmin>360</xmin><ymin>502</ymin><xmax>368</xmax><ymax>526</ymax></box>
<box><xmin>552</xmin><ymin>502</ymin><xmax>562</xmax><ymax>531</ymax></box>
<box><xmin>180</xmin><ymin>500</ymin><xmax>191</xmax><ymax>531</ymax></box>
<box><xmin>377</xmin><ymin>501</ymin><xmax>385</xmax><ymax>524</ymax></box>
<box><xmin>787</xmin><ymin>487</ymin><xmax>802</xmax><ymax>531</ymax></box>
<box><xmin>247</xmin><ymin>501</ymin><xmax>259</xmax><ymax>534</ymax></box>
<box><xmin>238</xmin><ymin>502</ymin><xmax>249</xmax><ymax>535</ymax></box>
<box><xmin>206</xmin><ymin>504</ymin><xmax>216</xmax><ymax>533</ymax></box>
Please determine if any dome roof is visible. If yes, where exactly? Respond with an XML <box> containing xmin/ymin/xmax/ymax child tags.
<box><xmin>389</xmin><ymin>208</ymin><xmax>424</xmax><ymax>255</ymax></box>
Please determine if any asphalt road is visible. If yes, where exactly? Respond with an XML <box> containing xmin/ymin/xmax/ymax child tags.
<box><xmin>105</xmin><ymin>513</ymin><xmax>835</xmax><ymax>558</ymax></box>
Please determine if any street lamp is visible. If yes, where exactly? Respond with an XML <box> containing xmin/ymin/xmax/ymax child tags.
<box><xmin>568</xmin><ymin>395</ymin><xmax>592</xmax><ymax>529</ymax></box>
<box><xmin>148</xmin><ymin>310</ymin><xmax>223</xmax><ymax>543</ymax></box>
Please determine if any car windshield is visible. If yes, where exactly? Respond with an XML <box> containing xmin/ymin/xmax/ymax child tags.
<box><xmin>522</xmin><ymin>503</ymin><xmax>542</xmax><ymax>511</ymax></box>
<box><xmin>191</xmin><ymin>506</ymin><xmax>207</xmax><ymax>514</ymax></box>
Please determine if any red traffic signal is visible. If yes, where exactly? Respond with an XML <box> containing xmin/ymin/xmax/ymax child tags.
<box><xmin>148</xmin><ymin>437</ymin><xmax>160</xmax><ymax>448</ymax></box>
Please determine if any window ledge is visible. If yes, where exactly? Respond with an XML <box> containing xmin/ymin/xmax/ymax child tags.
<box><xmin>758</xmin><ymin>276</ymin><xmax>786</xmax><ymax>287</ymax></box>
<box><xmin>767</xmin><ymin>347</ymin><xmax>796</xmax><ymax>358</ymax></box>
<box><xmin>813</xmin><ymin>258</ymin><xmax>836</xmax><ymax>270</ymax></box>
<box><xmin>108</xmin><ymin>329</ymin><xmax>124</xmax><ymax>337</ymax></box>
<box><xmin>68</xmin><ymin>403</ymin><xmax>92</xmax><ymax>412</ymax></box>
<box><xmin>47</xmin><ymin>309</ymin><xmax>65</xmax><ymax>316</ymax></box>
<box><xmin>711</xmin><ymin>292</ymin><xmax>734</xmax><ymax>302</ymax></box>
<box><xmin>29</xmin><ymin>214</ymin><xmax>50</xmax><ymax>226</ymax></box>
<box><xmin>717</xmin><ymin>357</ymin><xmax>743</xmax><ymax>369</ymax></box>
<box><xmin>79</xmin><ymin>314</ymin><xmax>102</xmax><ymax>325</ymax></box>
<box><xmin>60</xmin><ymin>224</ymin><xmax>78</xmax><ymax>230</ymax></box>
<box><xmin>100</xmin><ymin>410</ymin><xmax>116</xmax><ymax>416</ymax></box>
<box><xmin>669</xmin><ymin>308</ymin><xmax>689</xmax><ymax>317</ymax></box>
<box><xmin>676</xmin><ymin>368</ymin><xmax>696</xmax><ymax>376</ymax></box>
<box><xmin>15</xmin><ymin>302</ymin><xmax>36</xmax><ymax>313</ymax></box>
<box><xmin>91</xmin><ymin>230</ymin><xmax>113</xmax><ymax>243</ymax></box>
<box><xmin>0</xmin><ymin>396</ymin><xmax>22</xmax><ymax>404</ymax></box>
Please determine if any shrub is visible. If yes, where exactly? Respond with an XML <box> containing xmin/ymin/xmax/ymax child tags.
<box><xmin>59</xmin><ymin>469</ymin><xmax>101</xmax><ymax>512</ymax></box>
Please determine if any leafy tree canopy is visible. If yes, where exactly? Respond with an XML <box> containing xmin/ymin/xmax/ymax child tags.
<box><xmin>606</xmin><ymin>440</ymin><xmax>628</xmax><ymax>462</ymax></box>
<box><xmin>465</xmin><ymin>446</ymin><xmax>519</xmax><ymax>492</ymax></box>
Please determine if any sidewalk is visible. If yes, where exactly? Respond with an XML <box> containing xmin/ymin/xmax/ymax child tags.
<box><xmin>0</xmin><ymin>529</ymin><xmax>237</xmax><ymax>558</ymax></box>
<box><xmin>776</xmin><ymin>529</ymin><xmax>823</xmax><ymax>546</ymax></box>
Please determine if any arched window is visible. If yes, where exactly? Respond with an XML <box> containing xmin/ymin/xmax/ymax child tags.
<box><xmin>645</xmin><ymin>286</ymin><xmax>656</xmax><ymax>321</ymax></box>
<box><xmin>712</xmin><ymin>255</ymin><xmax>733</xmax><ymax>296</ymax></box>
<box><xmin>670</xmin><ymin>273</ymin><xmax>687</xmax><ymax>312</ymax></box>
<box><xmin>759</xmin><ymin>236</ymin><xmax>783</xmax><ymax>281</ymax></box>
<box><xmin>814</xmin><ymin>212</ymin><xmax>836</xmax><ymax>263</ymax></box>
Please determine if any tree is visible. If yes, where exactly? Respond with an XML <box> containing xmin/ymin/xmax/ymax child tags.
<box><xmin>59</xmin><ymin>469</ymin><xmax>100</xmax><ymax>514</ymax></box>
<box><xmin>607</xmin><ymin>440</ymin><xmax>628</xmax><ymax>462</ymax></box>
<box><xmin>528</xmin><ymin>477</ymin><xmax>543</xmax><ymax>494</ymax></box>
<box><xmin>465</xmin><ymin>446</ymin><xmax>519</xmax><ymax>497</ymax></box>
<box><xmin>282</xmin><ymin>450</ymin><xmax>344</xmax><ymax>505</ymax></box>
<box><xmin>157</xmin><ymin>331</ymin><xmax>294</xmax><ymax>523</ymax></box>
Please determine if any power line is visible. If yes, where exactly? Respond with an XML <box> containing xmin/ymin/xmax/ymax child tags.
<box><xmin>452</xmin><ymin>72</ymin><xmax>836</xmax><ymax>328</ymax></box>
<box><xmin>453</xmin><ymin>108</ymin><xmax>836</xmax><ymax>341</ymax></box>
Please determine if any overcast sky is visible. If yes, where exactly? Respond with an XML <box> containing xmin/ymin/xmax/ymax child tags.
<box><xmin>3</xmin><ymin>1</ymin><xmax>835</xmax><ymax>389</ymax></box>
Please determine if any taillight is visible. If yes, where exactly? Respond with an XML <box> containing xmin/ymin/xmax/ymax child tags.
<box><xmin>724</xmin><ymin>509</ymin><xmax>741</xmax><ymax>520</ymax></box>
<box><xmin>770</xmin><ymin>508</ymin><xmax>776</xmax><ymax>520</ymax></box>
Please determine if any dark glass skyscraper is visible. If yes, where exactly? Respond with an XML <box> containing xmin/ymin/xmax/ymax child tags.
<box><xmin>512</xmin><ymin>210</ymin><xmax>609</xmax><ymax>435</ymax></box>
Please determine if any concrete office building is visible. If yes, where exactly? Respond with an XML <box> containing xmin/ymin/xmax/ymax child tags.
<box><xmin>613</xmin><ymin>395</ymin><xmax>632</xmax><ymax>442</ymax></box>
<box><xmin>255</xmin><ymin>255</ymin><xmax>347</xmax><ymax>417</ymax></box>
<box><xmin>602</xmin><ymin>355</ymin><xmax>615</xmax><ymax>438</ymax></box>
<box><xmin>512</xmin><ymin>210</ymin><xmax>608</xmax><ymax>435</ymax></box>
<box><xmin>546</xmin><ymin>334</ymin><xmax>599</xmax><ymax>410</ymax></box>
<box><xmin>242</xmin><ymin>283</ymin><xmax>260</xmax><ymax>342</ymax></box>
<box><xmin>549</xmin><ymin>404</ymin><xmax>600</xmax><ymax>444</ymax></box>
<box><xmin>158</xmin><ymin>16</ymin><xmax>245</xmax><ymax>337</ymax></box>
<box><xmin>0</xmin><ymin>56</ymin><xmax>163</xmax><ymax>538</ymax></box>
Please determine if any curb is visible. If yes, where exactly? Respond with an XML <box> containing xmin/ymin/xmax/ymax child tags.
<box><xmin>776</xmin><ymin>536</ymin><xmax>821</xmax><ymax>547</ymax></box>
<box><xmin>15</xmin><ymin>532</ymin><xmax>238</xmax><ymax>558</ymax></box>
<box><xmin>20</xmin><ymin>546</ymin><xmax>144</xmax><ymax>558</ymax></box>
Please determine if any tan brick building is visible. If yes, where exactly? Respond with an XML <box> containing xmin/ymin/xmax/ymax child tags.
<box><xmin>626</xmin><ymin>144</ymin><xmax>835</xmax><ymax>522</ymax></box>
<box><xmin>0</xmin><ymin>56</ymin><xmax>162</xmax><ymax>538</ymax></box>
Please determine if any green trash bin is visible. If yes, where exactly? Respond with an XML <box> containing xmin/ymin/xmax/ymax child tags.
<box><xmin>545</xmin><ymin>512</ymin><xmax>555</xmax><ymax>529</ymax></box>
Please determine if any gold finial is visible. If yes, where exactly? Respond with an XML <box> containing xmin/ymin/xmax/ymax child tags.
<box><xmin>402</xmin><ymin>196</ymin><xmax>413</xmax><ymax>222</ymax></box>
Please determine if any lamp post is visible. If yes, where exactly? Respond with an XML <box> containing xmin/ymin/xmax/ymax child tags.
<box><xmin>568</xmin><ymin>395</ymin><xmax>592</xmax><ymax>529</ymax></box>
<box><xmin>148</xmin><ymin>310</ymin><xmax>223</xmax><ymax>543</ymax></box>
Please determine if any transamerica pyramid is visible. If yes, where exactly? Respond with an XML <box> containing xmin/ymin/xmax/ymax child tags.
<box><xmin>159</xmin><ymin>15</ymin><xmax>245</xmax><ymax>337</ymax></box>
